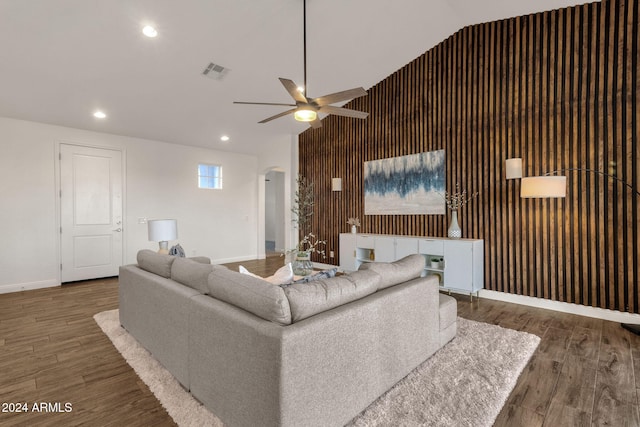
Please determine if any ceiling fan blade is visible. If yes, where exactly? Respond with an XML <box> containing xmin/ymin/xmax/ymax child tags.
<box><xmin>309</xmin><ymin>118</ymin><xmax>322</xmax><ymax>129</ymax></box>
<box><xmin>279</xmin><ymin>78</ymin><xmax>308</xmax><ymax>103</ymax></box>
<box><xmin>319</xmin><ymin>105</ymin><xmax>369</xmax><ymax>119</ymax></box>
<box><xmin>312</xmin><ymin>87</ymin><xmax>368</xmax><ymax>107</ymax></box>
<box><xmin>234</xmin><ymin>101</ymin><xmax>296</xmax><ymax>107</ymax></box>
<box><xmin>258</xmin><ymin>108</ymin><xmax>298</xmax><ymax>124</ymax></box>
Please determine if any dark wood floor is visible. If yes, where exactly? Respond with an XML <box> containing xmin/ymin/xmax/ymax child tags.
<box><xmin>1</xmin><ymin>256</ymin><xmax>638</xmax><ymax>426</ymax></box>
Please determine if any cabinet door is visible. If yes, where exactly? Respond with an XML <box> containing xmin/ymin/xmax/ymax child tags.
<box><xmin>374</xmin><ymin>236</ymin><xmax>395</xmax><ymax>262</ymax></box>
<box><xmin>395</xmin><ymin>237</ymin><xmax>418</xmax><ymax>260</ymax></box>
<box><xmin>339</xmin><ymin>234</ymin><xmax>357</xmax><ymax>271</ymax></box>
<box><xmin>443</xmin><ymin>240</ymin><xmax>473</xmax><ymax>291</ymax></box>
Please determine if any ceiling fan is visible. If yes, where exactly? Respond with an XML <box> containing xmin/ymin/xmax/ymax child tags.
<box><xmin>233</xmin><ymin>0</ymin><xmax>369</xmax><ymax>129</ymax></box>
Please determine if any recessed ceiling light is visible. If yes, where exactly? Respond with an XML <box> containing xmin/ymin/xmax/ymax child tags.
<box><xmin>220</xmin><ymin>135</ymin><xmax>230</xmax><ymax>142</ymax></box>
<box><xmin>142</xmin><ymin>25</ymin><xmax>158</xmax><ymax>38</ymax></box>
<box><xmin>93</xmin><ymin>111</ymin><xmax>106</xmax><ymax>119</ymax></box>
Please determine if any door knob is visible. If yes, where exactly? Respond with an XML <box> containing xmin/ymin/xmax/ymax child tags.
<box><xmin>112</xmin><ymin>228</ymin><xmax>122</xmax><ymax>232</ymax></box>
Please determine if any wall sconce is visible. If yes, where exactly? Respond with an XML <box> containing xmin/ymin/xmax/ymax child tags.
<box><xmin>148</xmin><ymin>219</ymin><xmax>178</xmax><ymax>254</ymax></box>
<box><xmin>331</xmin><ymin>178</ymin><xmax>342</xmax><ymax>192</ymax></box>
<box><xmin>505</xmin><ymin>158</ymin><xmax>523</xmax><ymax>179</ymax></box>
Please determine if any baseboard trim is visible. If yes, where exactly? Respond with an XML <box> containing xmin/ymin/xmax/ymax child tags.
<box><xmin>0</xmin><ymin>279</ymin><xmax>60</xmax><ymax>294</ymax></box>
<box><xmin>479</xmin><ymin>289</ymin><xmax>640</xmax><ymax>324</ymax></box>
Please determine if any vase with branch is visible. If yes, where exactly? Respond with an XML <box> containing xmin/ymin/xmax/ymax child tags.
<box><xmin>286</xmin><ymin>175</ymin><xmax>325</xmax><ymax>275</ymax></box>
<box><xmin>347</xmin><ymin>217</ymin><xmax>360</xmax><ymax>234</ymax></box>
<box><xmin>442</xmin><ymin>183</ymin><xmax>478</xmax><ymax>239</ymax></box>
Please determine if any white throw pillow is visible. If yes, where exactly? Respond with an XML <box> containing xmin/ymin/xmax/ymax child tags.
<box><xmin>238</xmin><ymin>263</ymin><xmax>294</xmax><ymax>285</ymax></box>
<box><xmin>238</xmin><ymin>265</ymin><xmax>263</xmax><ymax>279</ymax></box>
<box><xmin>265</xmin><ymin>263</ymin><xmax>294</xmax><ymax>285</ymax></box>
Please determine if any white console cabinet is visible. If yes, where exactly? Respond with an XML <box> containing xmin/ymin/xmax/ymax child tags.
<box><xmin>340</xmin><ymin>233</ymin><xmax>484</xmax><ymax>299</ymax></box>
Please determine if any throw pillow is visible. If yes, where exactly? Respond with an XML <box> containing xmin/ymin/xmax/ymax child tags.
<box><xmin>238</xmin><ymin>265</ymin><xmax>263</xmax><ymax>279</ymax></box>
<box><xmin>295</xmin><ymin>267</ymin><xmax>338</xmax><ymax>283</ymax></box>
<box><xmin>279</xmin><ymin>268</ymin><xmax>338</xmax><ymax>288</ymax></box>
<box><xmin>238</xmin><ymin>263</ymin><xmax>294</xmax><ymax>285</ymax></box>
<box><xmin>264</xmin><ymin>263</ymin><xmax>294</xmax><ymax>285</ymax></box>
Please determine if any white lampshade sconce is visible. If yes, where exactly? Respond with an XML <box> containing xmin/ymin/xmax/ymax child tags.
<box><xmin>505</xmin><ymin>158</ymin><xmax>523</xmax><ymax>179</ymax></box>
<box><xmin>148</xmin><ymin>219</ymin><xmax>178</xmax><ymax>254</ymax></box>
<box><xmin>331</xmin><ymin>178</ymin><xmax>342</xmax><ymax>192</ymax></box>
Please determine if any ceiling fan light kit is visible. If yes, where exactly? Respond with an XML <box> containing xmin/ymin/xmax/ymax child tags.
<box><xmin>294</xmin><ymin>107</ymin><xmax>317</xmax><ymax>122</ymax></box>
<box><xmin>233</xmin><ymin>0</ymin><xmax>368</xmax><ymax>128</ymax></box>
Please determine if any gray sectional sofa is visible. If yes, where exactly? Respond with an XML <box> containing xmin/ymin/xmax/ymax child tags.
<box><xmin>119</xmin><ymin>250</ymin><xmax>457</xmax><ymax>427</ymax></box>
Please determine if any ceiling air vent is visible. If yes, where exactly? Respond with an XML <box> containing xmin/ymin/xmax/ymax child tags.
<box><xmin>202</xmin><ymin>62</ymin><xmax>229</xmax><ymax>80</ymax></box>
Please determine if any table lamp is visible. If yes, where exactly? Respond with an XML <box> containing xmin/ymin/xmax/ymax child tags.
<box><xmin>148</xmin><ymin>219</ymin><xmax>178</xmax><ymax>254</ymax></box>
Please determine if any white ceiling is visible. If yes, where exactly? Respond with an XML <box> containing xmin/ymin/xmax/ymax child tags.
<box><xmin>0</xmin><ymin>0</ymin><xmax>593</xmax><ymax>154</ymax></box>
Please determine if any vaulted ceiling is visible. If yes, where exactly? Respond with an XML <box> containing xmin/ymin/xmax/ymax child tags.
<box><xmin>0</xmin><ymin>0</ymin><xmax>594</xmax><ymax>154</ymax></box>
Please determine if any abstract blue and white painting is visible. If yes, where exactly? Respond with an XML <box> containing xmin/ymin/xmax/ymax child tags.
<box><xmin>364</xmin><ymin>150</ymin><xmax>445</xmax><ymax>215</ymax></box>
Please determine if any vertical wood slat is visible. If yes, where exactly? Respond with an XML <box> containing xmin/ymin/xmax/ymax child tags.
<box><xmin>298</xmin><ymin>0</ymin><xmax>640</xmax><ymax>314</ymax></box>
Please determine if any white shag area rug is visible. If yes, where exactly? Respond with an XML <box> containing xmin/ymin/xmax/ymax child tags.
<box><xmin>94</xmin><ymin>309</ymin><xmax>540</xmax><ymax>427</ymax></box>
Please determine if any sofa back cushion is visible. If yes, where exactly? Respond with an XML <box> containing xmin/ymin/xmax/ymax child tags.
<box><xmin>358</xmin><ymin>254</ymin><xmax>425</xmax><ymax>290</ymax></box>
<box><xmin>137</xmin><ymin>249</ymin><xmax>176</xmax><ymax>278</ymax></box>
<box><xmin>284</xmin><ymin>270</ymin><xmax>381</xmax><ymax>322</ymax></box>
<box><xmin>207</xmin><ymin>268</ymin><xmax>292</xmax><ymax>326</ymax></box>
<box><xmin>171</xmin><ymin>257</ymin><xmax>226</xmax><ymax>294</ymax></box>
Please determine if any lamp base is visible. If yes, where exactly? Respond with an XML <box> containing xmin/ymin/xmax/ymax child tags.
<box><xmin>158</xmin><ymin>241</ymin><xmax>169</xmax><ymax>255</ymax></box>
<box><xmin>621</xmin><ymin>323</ymin><xmax>640</xmax><ymax>336</ymax></box>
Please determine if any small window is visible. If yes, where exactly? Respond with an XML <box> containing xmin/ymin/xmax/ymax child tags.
<box><xmin>198</xmin><ymin>164</ymin><xmax>223</xmax><ymax>189</ymax></box>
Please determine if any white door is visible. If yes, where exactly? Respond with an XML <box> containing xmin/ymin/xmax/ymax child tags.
<box><xmin>60</xmin><ymin>144</ymin><xmax>123</xmax><ymax>282</ymax></box>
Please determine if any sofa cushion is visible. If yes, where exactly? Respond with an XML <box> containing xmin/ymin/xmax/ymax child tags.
<box><xmin>283</xmin><ymin>270</ymin><xmax>381</xmax><ymax>322</ymax></box>
<box><xmin>439</xmin><ymin>293</ymin><xmax>457</xmax><ymax>330</ymax></box>
<box><xmin>358</xmin><ymin>254</ymin><xmax>426</xmax><ymax>290</ymax></box>
<box><xmin>171</xmin><ymin>257</ymin><xmax>227</xmax><ymax>294</ymax></box>
<box><xmin>207</xmin><ymin>268</ymin><xmax>292</xmax><ymax>325</ymax></box>
<box><xmin>137</xmin><ymin>249</ymin><xmax>176</xmax><ymax>278</ymax></box>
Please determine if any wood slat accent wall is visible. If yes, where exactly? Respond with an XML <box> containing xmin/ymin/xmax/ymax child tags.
<box><xmin>299</xmin><ymin>0</ymin><xmax>639</xmax><ymax>313</ymax></box>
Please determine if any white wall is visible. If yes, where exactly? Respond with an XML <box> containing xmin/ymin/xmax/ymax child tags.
<box><xmin>255</xmin><ymin>135</ymin><xmax>297</xmax><ymax>258</ymax></box>
<box><xmin>0</xmin><ymin>117</ymin><xmax>260</xmax><ymax>292</ymax></box>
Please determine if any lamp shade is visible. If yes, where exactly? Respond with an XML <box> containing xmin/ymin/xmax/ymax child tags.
<box><xmin>505</xmin><ymin>158</ymin><xmax>523</xmax><ymax>179</ymax></box>
<box><xmin>331</xmin><ymin>178</ymin><xmax>342</xmax><ymax>191</ymax></box>
<box><xmin>520</xmin><ymin>176</ymin><xmax>566</xmax><ymax>198</ymax></box>
<box><xmin>148</xmin><ymin>219</ymin><xmax>178</xmax><ymax>242</ymax></box>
